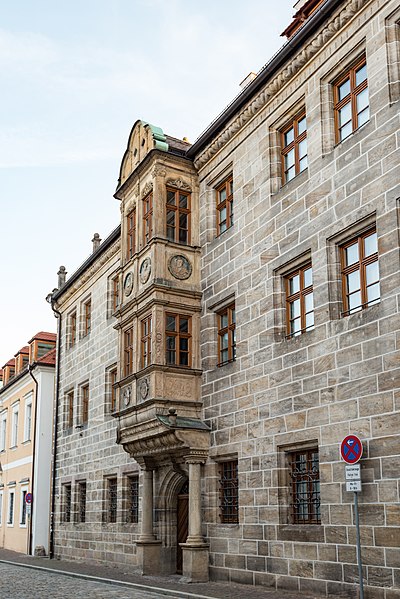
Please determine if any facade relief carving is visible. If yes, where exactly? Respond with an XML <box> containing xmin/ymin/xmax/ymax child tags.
<box><xmin>139</xmin><ymin>257</ymin><xmax>152</xmax><ymax>284</ymax></box>
<box><xmin>168</xmin><ymin>255</ymin><xmax>192</xmax><ymax>280</ymax></box>
<box><xmin>122</xmin><ymin>385</ymin><xmax>132</xmax><ymax>408</ymax></box>
<box><xmin>141</xmin><ymin>182</ymin><xmax>153</xmax><ymax>199</ymax></box>
<box><xmin>166</xmin><ymin>177</ymin><xmax>191</xmax><ymax>191</ymax></box>
<box><xmin>123</xmin><ymin>271</ymin><xmax>134</xmax><ymax>297</ymax></box>
<box><xmin>137</xmin><ymin>378</ymin><xmax>150</xmax><ymax>402</ymax></box>
<box><xmin>152</xmin><ymin>166</ymin><xmax>167</xmax><ymax>178</ymax></box>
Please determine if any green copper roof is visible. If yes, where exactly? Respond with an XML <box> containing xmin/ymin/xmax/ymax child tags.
<box><xmin>157</xmin><ymin>414</ymin><xmax>211</xmax><ymax>431</ymax></box>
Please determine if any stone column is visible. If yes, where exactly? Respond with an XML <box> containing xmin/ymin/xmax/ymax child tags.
<box><xmin>181</xmin><ymin>456</ymin><xmax>209</xmax><ymax>583</ymax></box>
<box><xmin>136</xmin><ymin>466</ymin><xmax>161</xmax><ymax>574</ymax></box>
<box><xmin>139</xmin><ymin>468</ymin><xmax>156</xmax><ymax>542</ymax></box>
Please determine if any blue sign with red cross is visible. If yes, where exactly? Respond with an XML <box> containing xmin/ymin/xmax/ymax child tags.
<box><xmin>341</xmin><ymin>435</ymin><xmax>363</xmax><ymax>464</ymax></box>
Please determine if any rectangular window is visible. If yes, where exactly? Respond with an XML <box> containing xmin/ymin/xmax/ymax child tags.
<box><xmin>109</xmin><ymin>368</ymin><xmax>117</xmax><ymax>413</ymax></box>
<box><xmin>165</xmin><ymin>313</ymin><xmax>191</xmax><ymax>367</ymax></box>
<box><xmin>106</xmin><ymin>477</ymin><xmax>118</xmax><ymax>523</ymax></box>
<box><xmin>216</xmin><ymin>175</ymin><xmax>233</xmax><ymax>235</ymax></box>
<box><xmin>7</xmin><ymin>490</ymin><xmax>15</xmax><ymax>525</ymax></box>
<box><xmin>341</xmin><ymin>229</ymin><xmax>379</xmax><ymax>315</ymax></box>
<box><xmin>112</xmin><ymin>275</ymin><xmax>120</xmax><ymax>312</ymax></box>
<box><xmin>63</xmin><ymin>484</ymin><xmax>72</xmax><ymax>523</ymax></box>
<box><xmin>20</xmin><ymin>489</ymin><xmax>28</xmax><ymax>526</ymax></box>
<box><xmin>81</xmin><ymin>385</ymin><xmax>89</xmax><ymax>425</ymax></box>
<box><xmin>24</xmin><ymin>395</ymin><xmax>33</xmax><ymax>442</ymax></box>
<box><xmin>141</xmin><ymin>316</ymin><xmax>152</xmax><ymax>369</ymax></box>
<box><xmin>285</xmin><ymin>264</ymin><xmax>314</xmax><ymax>337</ymax></box>
<box><xmin>143</xmin><ymin>193</ymin><xmax>153</xmax><ymax>244</ymax></box>
<box><xmin>83</xmin><ymin>300</ymin><xmax>91</xmax><ymax>337</ymax></box>
<box><xmin>219</xmin><ymin>460</ymin><xmax>239</xmax><ymax>524</ymax></box>
<box><xmin>334</xmin><ymin>57</ymin><xmax>369</xmax><ymax>143</ymax></box>
<box><xmin>166</xmin><ymin>188</ymin><xmax>190</xmax><ymax>244</ymax></box>
<box><xmin>281</xmin><ymin>111</ymin><xmax>307</xmax><ymax>184</ymax></box>
<box><xmin>0</xmin><ymin>413</ymin><xmax>7</xmax><ymax>451</ymax></box>
<box><xmin>127</xmin><ymin>475</ymin><xmax>139</xmax><ymax>524</ymax></box>
<box><xmin>289</xmin><ymin>449</ymin><xmax>320</xmax><ymax>524</ymax></box>
<box><xmin>127</xmin><ymin>207</ymin><xmax>136</xmax><ymax>260</ymax></box>
<box><xmin>69</xmin><ymin>311</ymin><xmax>77</xmax><ymax>348</ymax></box>
<box><xmin>77</xmin><ymin>481</ymin><xmax>86</xmax><ymax>523</ymax></box>
<box><xmin>124</xmin><ymin>328</ymin><xmax>134</xmax><ymax>377</ymax></box>
<box><xmin>0</xmin><ymin>491</ymin><xmax>3</xmax><ymax>526</ymax></box>
<box><xmin>217</xmin><ymin>303</ymin><xmax>236</xmax><ymax>365</ymax></box>
<box><xmin>66</xmin><ymin>390</ymin><xmax>74</xmax><ymax>429</ymax></box>
<box><xmin>11</xmin><ymin>405</ymin><xmax>19</xmax><ymax>447</ymax></box>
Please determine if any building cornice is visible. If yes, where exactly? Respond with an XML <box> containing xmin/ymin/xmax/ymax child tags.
<box><xmin>188</xmin><ymin>0</ymin><xmax>369</xmax><ymax>170</ymax></box>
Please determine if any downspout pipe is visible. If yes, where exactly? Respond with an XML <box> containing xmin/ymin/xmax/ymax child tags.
<box><xmin>48</xmin><ymin>299</ymin><xmax>62</xmax><ymax>560</ymax></box>
<box><xmin>27</xmin><ymin>364</ymin><xmax>39</xmax><ymax>556</ymax></box>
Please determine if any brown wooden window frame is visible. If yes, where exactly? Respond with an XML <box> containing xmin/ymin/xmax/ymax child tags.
<box><xmin>124</xmin><ymin>327</ymin><xmax>134</xmax><ymax>378</ymax></box>
<box><xmin>289</xmin><ymin>448</ymin><xmax>321</xmax><ymax>525</ymax></box>
<box><xmin>166</xmin><ymin>187</ymin><xmax>191</xmax><ymax>244</ymax></box>
<box><xmin>112</xmin><ymin>275</ymin><xmax>120</xmax><ymax>313</ymax></box>
<box><xmin>66</xmin><ymin>390</ymin><xmax>74</xmax><ymax>429</ymax></box>
<box><xmin>81</xmin><ymin>384</ymin><xmax>89</xmax><ymax>425</ymax></box>
<box><xmin>126</xmin><ymin>207</ymin><xmax>136</xmax><ymax>260</ymax></box>
<box><xmin>217</xmin><ymin>303</ymin><xmax>236</xmax><ymax>366</ymax></box>
<box><xmin>285</xmin><ymin>264</ymin><xmax>314</xmax><ymax>337</ymax></box>
<box><xmin>69</xmin><ymin>311</ymin><xmax>77</xmax><ymax>348</ymax></box>
<box><xmin>141</xmin><ymin>315</ymin><xmax>152</xmax><ymax>369</ymax></box>
<box><xmin>110</xmin><ymin>368</ymin><xmax>117</xmax><ymax>413</ymax></box>
<box><xmin>83</xmin><ymin>299</ymin><xmax>91</xmax><ymax>337</ymax></box>
<box><xmin>334</xmin><ymin>57</ymin><xmax>369</xmax><ymax>144</ymax></box>
<box><xmin>165</xmin><ymin>313</ymin><xmax>192</xmax><ymax>368</ymax></box>
<box><xmin>281</xmin><ymin>111</ymin><xmax>307</xmax><ymax>185</ymax></box>
<box><xmin>143</xmin><ymin>192</ymin><xmax>153</xmax><ymax>245</ymax></box>
<box><xmin>216</xmin><ymin>175</ymin><xmax>233</xmax><ymax>235</ymax></box>
<box><xmin>219</xmin><ymin>460</ymin><xmax>239</xmax><ymax>524</ymax></box>
<box><xmin>340</xmin><ymin>228</ymin><xmax>379</xmax><ymax>316</ymax></box>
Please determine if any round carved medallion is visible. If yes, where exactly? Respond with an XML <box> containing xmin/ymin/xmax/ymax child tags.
<box><xmin>138</xmin><ymin>378</ymin><xmax>149</xmax><ymax>402</ymax></box>
<box><xmin>122</xmin><ymin>386</ymin><xmax>131</xmax><ymax>407</ymax></box>
<box><xmin>140</xmin><ymin>257</ymin><xmax>151</xmax><ymax>284</ymax></box>
<box><xmin>168</xmin><ymin>255</ymin><xmax>192</xmax><ymax>280</ymax></box>
<box><xmin>123</xmin><ymin>272</ymin><xmax>133</xmax><ymax>297</ymax></box>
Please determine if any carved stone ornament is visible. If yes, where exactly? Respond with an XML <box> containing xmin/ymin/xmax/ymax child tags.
<box><xmin>140</xmin><ymin>257</ymin><xmax>151</xmax><ymax>284</ymax></box>
<box><xmin>123</xmin><ymin>272</ymin><xmax>134</xmax><ymax>297</ymax></box>
<box><xmin>141</xmin><ymin>182</ymin><xmax>153</xmax><ymax>199</ymax></box>
<box><xmin>168</xmin><ymin>255</ymin><xmax>192</xmax><ymax>280</ymax></box>
<box><xmin>152</xmin><ymin>166</ymin><xmax>167</xmax><ymax>178</ymax></box>
<box><xmin>166</xmin><ymin>178</ymin><xmax>191</xmax><ymax>192</ymax></box>
<box><xmin>122</xmin><ymin>386</ymin><xmax>131</xmax><ymax>407</ymax></box>
<box><xmin>137</xmin><ymin>378</ymin><xmax>150</xmax><ymax>402</ymax></box>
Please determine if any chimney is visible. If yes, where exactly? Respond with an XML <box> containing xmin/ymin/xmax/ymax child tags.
<box><xmin>57</xmin><ymin>266</ymin><xmax>67</xmax><ymax>288</ymax></box>
<box><xmin>92</xmin><ymin>233</ymin><xmax>101</xmax><ymax>253</ymax></box>
<box><xmin>239</xmin><ymin>72</ymin><xmax>257</xmax><ymax>90</ymax></box>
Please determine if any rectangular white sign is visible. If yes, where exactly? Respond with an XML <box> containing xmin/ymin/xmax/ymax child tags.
<box><xmin>346</xmin><ymin>480</ymin><xmax>362</xmax><ymax>492</ymax></box>
<box><xmin>345</xmin><ymin>464</ymin><xmax>361</xmax><ymax>480</ymax></box>
<box><xmin>26</xmin><ymin>504</ymin><xmax>31</xmax><ymax>516</ymax></box>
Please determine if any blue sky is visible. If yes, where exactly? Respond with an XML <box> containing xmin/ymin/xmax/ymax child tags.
<box><xmin>0</xmin><ymin>0</ymin><xmax>294</xmax><ymax>364</ymax></box>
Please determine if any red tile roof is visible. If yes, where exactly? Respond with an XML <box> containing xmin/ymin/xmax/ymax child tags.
<box><xmin>3</xmin><ymin>359</ymin><xmax>15</xmax><ymax>369</ymax></box>
<box><xmin>14</xmin><ymin>346</ymin><xmax>29</xmax><ymax>358</ymax></box>
<box><xmin>281</xmin><ymin>0</ymin><xmax>324</xmax><ymax>38</ymax></box>
<box><xmin>36</xmin><ymin>347</ymin><xmax>56</xmax><ymax>366</ymax></box>
<box><xmin>28</xmin><ymin>331</ymin><xmax>57</xmax><ymax>344</ymax></box>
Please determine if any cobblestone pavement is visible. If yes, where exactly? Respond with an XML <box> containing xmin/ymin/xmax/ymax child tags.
<box><xmin>0</xmin><ymin>549</ymin><xmax>318</xmax><ymax>599</ymax></box>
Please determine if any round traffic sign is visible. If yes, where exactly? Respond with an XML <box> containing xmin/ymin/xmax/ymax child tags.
<box><xmin>341</xmin><ymin>435</ymin><xmax>362</xmax><ymax>464</ymax></box>
<box><xmin>25</xmin><ymin>492</ymin><xmax>33</xmax><ymax>504</ymax></box>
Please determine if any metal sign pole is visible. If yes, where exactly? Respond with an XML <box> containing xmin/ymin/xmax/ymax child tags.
<box><xmin>354</xmin><ymin>491</ymin><xmax>364</xmax><ymax>599</ymax></box>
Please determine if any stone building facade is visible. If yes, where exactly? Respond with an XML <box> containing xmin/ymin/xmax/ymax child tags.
<box><xmin>50</xmin><ymin>0</ymin><xmax>400</xmax><ymax>596</ymax></box>
<box><xmin>186</xmin><ymin>0</ymin><xmax>400</xmax><ymax>596</ymax></box>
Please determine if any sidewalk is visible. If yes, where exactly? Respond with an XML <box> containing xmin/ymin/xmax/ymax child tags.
<box><xmin>0</xmin><ymin>548</ymin><xmax>317</xmax><ymax>599</ymax></box>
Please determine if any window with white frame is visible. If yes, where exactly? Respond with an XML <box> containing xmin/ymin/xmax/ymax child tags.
<box><xmin>24</xmin><ymin>393</ymin><xmax>33</xmax><ymax>442</ymax></box>
<box><xmin>11</xmin><ymin>403</ymin><xmax>19</xmax><ymax>447</ymax></box>
<box><xmin>20</xmin><ymin>487</ymin><xmax>28</xmax><ymax>526</ymax></box>
<box><xmin>7</xmin><ymin>489</ymin><xmax>15</xmax><ymax>525</ymax></box>
<box><xmin>0</xmin><ymin>412</ymin><xmax>7</xmax><ymax>451</ymax></box>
